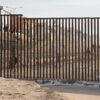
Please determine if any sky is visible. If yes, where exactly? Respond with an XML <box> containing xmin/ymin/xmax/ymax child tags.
<box><xmin>0</xmin><ymin>0</ymin><xmax>100</xmax><ymax>17</ymax></box>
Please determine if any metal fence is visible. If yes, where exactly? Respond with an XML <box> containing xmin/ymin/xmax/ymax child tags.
<box><xmin>0</xmin><ymin>15</ymin><xmax>100</xmax><ymax>81</ymax></box>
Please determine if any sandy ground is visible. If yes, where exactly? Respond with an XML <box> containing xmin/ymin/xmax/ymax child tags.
<box><xmin>0</xmin><ymin>77</ymin><xmax>69</xmax><ymax>100</ymax></box>
<box><xmin>0</xmin><ymin>77</ymin><xmax>100</xmax><ymax>100</ymax></box>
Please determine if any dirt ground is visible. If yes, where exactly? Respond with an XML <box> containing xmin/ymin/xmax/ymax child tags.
<box><xmin>43</xmin><ymin>85</ymin><xmax>100</xmax><ymax>100</ymax></box>
<box><xmin>0</xmin><ymin>77</ymin><xmax>100</xmax><ymax>100</ymax></box>
<box><xmin>0</xmin><ymin>77</ymin><xmax>69</xmax><ymax>100</ymax></box>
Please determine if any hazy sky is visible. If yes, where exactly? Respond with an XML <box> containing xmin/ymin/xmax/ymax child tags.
<box><xmin>0</xmin><ymin>0</ymin><xmax>100</xmax><ymax>17</ymax></box>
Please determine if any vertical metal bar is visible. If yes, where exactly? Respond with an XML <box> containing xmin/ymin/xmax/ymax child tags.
<box><xmin>7</xmin><ymin>16</ymin><xmax>9</xmax><ymax>78</ymax></box>
<box><xmin>5</xmin><ymin>16</ymin><xmax>7</xmax><ymax>78</ymax></box>
<box><xmin>69</xmin><ymin>18</ymin><xmax>70</xmax><ymax>81</ymax></box>
<box><xmin>47</xmin><ymin>19</ymin><xmax>49</xmax><ymax>79</ymax></box>
<box><xmin>46</xmin><ymin>19</ymin><xmax>48</xmax><ymax>79</ymax></box>
<box><xmin>61</xmin><ymin>18</ymin><xmax>63</xmax><ymax>79</ymax></box>
<box><xmin>33</xmin><ymin>19</ymin><xmax>35</xmax><ymax>79</ymax></box>
<box><xmin>88</xmin><ymin>18</ymin><xmax>90</xmax><ymax>81</ymax></box>
<box><xmin>77</xmin><ymin>18</ymin><xmax>78</xmax><ymax>81</ymax></box>
<box><xmin>20</xmin><ymin>15</ymin><xmax>22</xmax><ymax>79</ymax></box>
<box><xmin>97</xmin><ymin>18</ymin><xmax>99</xmax><ymax>82</ymax></box>
<box><xmin>18</xmin><ymin>15</ymin><xmax>20</xmax><ymax>78</ymax></box>
<box><xmin>28</xmin><ymin>19</ymin><xmax>32</xmax><ymax>79</ymax></box>
<box><xmin>36</xmin><ymin>19</ymin><xmax>39</xmax><ymax>79</ymax></box>
<box><xmin>43</xmin><ymin>19</ymin><xmax>45</xmax><ymax>79</ymax></box>
<box><xmin>59</xmin><ymin>18</ymin><xmax>61</xmax><ymax>79</ymax></box>
<box><xmin>10</xmin><ymin>15</ymin><xmax>12</xmax><ymax>78</ymax></box>
<box><xmin>49</xmin><ymin>19</ymin><xmax>51</xmax><ymax>79</ymax></box>
<box><xmin>30</xmin><ymin>19</ymin><xmax>32</xmax><ymax>79</ymax></box>
<box><xmin>62</xmin><ymin>18</ymin><xmax>64</xmax><ymax>79</ymax></box>
<box><xmin>17</xmin><ymin>16</ymin><xmax>19</xmax><ymax>78</ymax></box>
<box><xmin>17</xmin><ymin>15</ymin><xmax>21</xmax><ymax>78</ymax></box>
<box><xmin>16</xmin><ymin>16</ymin><xmax>18</xmax><ymax>78</ymax></box>
<box><xmin>45</xmin><ymin>19</ymin><xmax>47</xmax><ymax>79</ymax></box>
<box><xmin>18</xmin><ymin>16</ymin><xmax>20</xmax><ymax>78</ymax></box>
<box><xmin>81</xmin><ymin>18</ymin><xmax>83</xmax><ymax>80</ymax></box>
<box><xmin>27</xmin><ymin>19</ymin><xmax>29</xmax><ymax>79</ymax></box>
<box><xmin>23</xmin><ymin>18</ymin><xmax>26</xmax><ymax>78</ymax></box>
<box><xmin>13</xmin><ymin>15</ymin><xmax>15</xmax><ymax>78</ymax></box>
<box><xmin>85</xmin><ymin>18</ymin><xmax>86</xmax><ymax>81</ymax></box>
<box><xmin>45</xmin><ymin>19</ymin><xmax>46</xmax><ymax>79</ymax></box>
<box><xmin>91</xmin><ymin>18</ymin><xmax>93</xmax><ymax>81</ymax></box>
<box><xmin>53</xmin><ymin>19</ymin><xmax>54</xmax><ymax>79</ymax></box>
<box><xmin>0</xmin><ymin>15</ymin><xmax>2</xmax><ymax>77</ymax></box>
<box><xmin>75</xmin><ymin>18</ymin><xmax>77</xmax><ymax>80</ymax></box>
<box><xmin>40</xmin><ymin>19</ymin><xmax>41</xmax><ymax>78</ymax></box>
<box><xmin>65</xmin><ymin>18</ymin><xmax>67</xmax><ymax>80</ymax></box>
<box><xmin>72</xmin><ymin>18</ymin><xmax>74</xmax><ymax>80</ymax></box>
<box><xmin>44</xmin><ymin>19</ymin><xmax>46</xmax><ymax>79</ymax></box>
<box><xmin>78</xmin><ymin>18</ymin><xmax>80</xmax><ymax>80</ymax></box>
<box><xmin>5</xmin><ymin>15</ymin><xmax>7</xmax><ymax>77</ymax></box>
<box><xmin>4</xmin><ymin>15</ymin><xmax>5</xmax><ymax>77</ymax></box>
<box><xmin>94</xmin><ymin>18</ymin><xmax>96</xmax><ymax>81</ymax></box>
<box><xmin>56</xmin><ymin>18</ymin><xmax>58</xmax><ymax>79</ymax></box>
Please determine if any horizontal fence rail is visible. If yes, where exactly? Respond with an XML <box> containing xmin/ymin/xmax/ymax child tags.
<box><xmin>0</xmin><ymin>15</ymin><xmax>100</xmax><ymax>81</ymax></box>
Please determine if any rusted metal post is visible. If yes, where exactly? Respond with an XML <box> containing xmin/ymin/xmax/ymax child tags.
<box><xmin>9</xmin><ymin>26</ymin><xmax>18</xmax><ymax>75</ymax></box>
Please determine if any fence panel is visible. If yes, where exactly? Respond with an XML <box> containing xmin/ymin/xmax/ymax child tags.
<box><xmin>0</xmin><ymin>15</ymin><xmax>100</xmax><ymax>81</ymax></box>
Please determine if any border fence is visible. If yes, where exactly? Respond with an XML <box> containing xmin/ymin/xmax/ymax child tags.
<box><xmin>0</xmin><ymin>15</ymin><xmax>100</xmax><ymax>81</ymax></box>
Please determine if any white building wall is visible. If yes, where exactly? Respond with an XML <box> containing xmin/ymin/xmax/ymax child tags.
<box><xmin>0</xmin><ymin>6</ymin><xmax>13</xmax><ymax>31</ymax></box>
<box><xmin>1</xmin><ymin>6</ymin><xmax>12</xmax><ymax>14</ymax></box>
